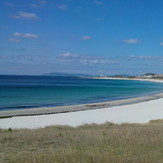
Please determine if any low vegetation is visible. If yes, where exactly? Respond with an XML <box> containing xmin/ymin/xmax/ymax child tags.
<box><xmin>1</xmin><ymin>120</ymin><xmax>163</xmax><ymax>163</ymax></box>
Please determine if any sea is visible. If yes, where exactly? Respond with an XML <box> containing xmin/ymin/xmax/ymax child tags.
<box><xmin>1</xmin><ymin>75</ymin><xmax>163</xmax><ymax>111</ymax></box>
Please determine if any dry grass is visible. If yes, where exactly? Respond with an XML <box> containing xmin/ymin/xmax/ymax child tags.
<box><xmin>1</xmin><ymin>121</ymin><xmax>163</xmax><ymax>163</ymax></box>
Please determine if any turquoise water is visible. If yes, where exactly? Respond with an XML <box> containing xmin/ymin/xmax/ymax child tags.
<box><xmin>0</xmin><ymin>75</ymin><xmax>163</xmax><ymax>111</ymax></box>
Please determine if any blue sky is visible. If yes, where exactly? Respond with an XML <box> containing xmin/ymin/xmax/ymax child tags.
<box><xmin>1</xmin><ymin>0</ymin><xmax>163</xmax><ymax>75</ymax></box>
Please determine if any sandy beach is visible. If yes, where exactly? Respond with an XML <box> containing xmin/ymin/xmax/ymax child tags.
<box><xmin>87</xmin><ymin>77</ymin><xmax>163</xmax><ymax>83</ymax></box>
<box><xmin>1</xmin><ymin>94</ymin><xmax>163</xmax><ymax>129</ymax></box>
<box><xmin>1</xmin><ymin>78</ymin><xmax>163</xmax><ymax>129</ymax></box>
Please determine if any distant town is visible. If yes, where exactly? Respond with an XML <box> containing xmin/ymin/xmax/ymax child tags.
<box><xmin>96</xmin><ymin>73</ymin><xmax>163</xmax><ymax>80</ymax></box>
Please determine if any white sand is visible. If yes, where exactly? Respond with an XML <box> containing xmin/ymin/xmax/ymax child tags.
<box><xmin>1</xmin><ymin>98</ymin><xmax>163</xmax><ymax>129</ymax></box>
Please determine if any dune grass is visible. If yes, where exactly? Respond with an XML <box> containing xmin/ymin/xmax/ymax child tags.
<box><xmin>1</xmin><ymin>121</ymin><xmax>163</xmax><ymax>163</ymax></box>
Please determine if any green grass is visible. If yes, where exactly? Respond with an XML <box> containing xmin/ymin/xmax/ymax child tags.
<box><xmin>1</xmin><ymin>121</ymin><xmax>163</xmax><ymax>163</ymax></box>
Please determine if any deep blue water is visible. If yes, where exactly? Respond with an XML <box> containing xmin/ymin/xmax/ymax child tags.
<box><xmin>0</xmin><ymin>75</ymin><xmax>163</xmax><ymax>111</ymax></box>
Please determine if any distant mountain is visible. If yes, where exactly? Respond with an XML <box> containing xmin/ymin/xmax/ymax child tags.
<box><xmin>41</xmin><ymin>72</ymin><xmax>92</xmax><ymax>77</ymax></box>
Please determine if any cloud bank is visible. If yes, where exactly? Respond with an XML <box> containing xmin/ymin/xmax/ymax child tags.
<box><xmin>59</xmin><ymin>52</ymin><xmax>118</xmax><ymax>65</ymax></box>
<box><xmin>10</xmin><ymin>11</ymin><xmax>39</xmax><ymax>19</ymax></box>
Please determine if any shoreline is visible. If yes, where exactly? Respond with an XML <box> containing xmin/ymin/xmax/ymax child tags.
<box><xmin>1</xmin><ymin>95</ymin><xmax>163</xmax><ymax>129</ymax></box>
<box><xmin>1</xmin><ymin>92</ymin><xmax>163</xmax><ymax>119</ymax></box>
<box><xmin>84</xmin><ymin>76</ymin><xmax>163</xmax><ymax>83</ymax></box>
<box><xmin>1</xmin><ymin>78</ymin><xmax>163</xmax><ymax>119</ymax></box>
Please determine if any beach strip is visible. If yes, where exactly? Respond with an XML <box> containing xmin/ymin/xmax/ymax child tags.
<box><xmin>1</xmin><ymin>94</ymin><xmax>163</xmax><ymax>129</ymax></box>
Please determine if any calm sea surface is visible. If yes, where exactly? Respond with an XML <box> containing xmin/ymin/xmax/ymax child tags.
<box><xmin>0</xmin><ymin>75</ymin><xmax>163</xmax><ymax>111</ymax></box>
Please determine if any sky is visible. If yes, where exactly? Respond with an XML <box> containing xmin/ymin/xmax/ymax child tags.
<box><xmin>1</xmin><ymin>0</ymin><xmax>163</xmax><ymax>75</ymax></box>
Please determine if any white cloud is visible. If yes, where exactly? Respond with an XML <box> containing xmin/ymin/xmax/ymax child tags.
<box><xmin>23</xmin><ymin>33</ymin><xmax>39</xmax><ymax>38</ymax></box>
<box><xmin>130</xmin><ymin>55</ymin><xmax>152</xmax><ymax>59</ymax></box>
<box><xmin>129</xmin><ymin>55</ymin><xmax>163</xmax><ymax>60</ymax></box>
<box><xmin>80</xmin><ymin>60</ymin><xmax>88</xmax><ymax>64</ymax></box>
<box><xmin>96</xmin><ymin>18</ymin><xmax>103</xmax><ymax>21</ymax></box>
<box><xmin>95</xmin><ymin>1</ymin><xmax>103</xmax><ymax>5</ymax></box>
<box><xmin>4</xmin><ymin>2</ymin><xmax>16</xmax><ymax>7</ymax></box>
<box><xmin>92</xmin><ymin>60</ymin><xmax>116</xmax><ymax>64</ymax></box>
<box><xmin>8</xmin><ymin>38</ymin><xmax>20</xmax><ymax>42</ymax></box>
<box><xmin>58</xmin><ymin>52</ymin><xmax>118</xmax><ymax>65</ymax></box>
<box><xmin>30</xmin><ymin>0</ymin><xmax>47</xmax><ymax>8</ymax></box>
<box><xmin>13</xmin><ymin>32</ymin><xmax>39</xmax><ymax>39</ymax></box>
<box><xmin>82</xmin><ymin>35</ymin><xmax>91</xmax><ymax>40</ymax></box>
<box><xmin>10</xmin><ymin>11</ymin><xmax>39</xmax><ymax>19</ymax></box>
<box><xmin>123</xmin><ymin>39</ymin><xmax>139</xmax><ymax>44</ymax></box>
<box><xmin>39</xmin><ymin>0</ymin><xmax>47</xmax><ymax>4</ymax></box>
<box><xmin>58</xmin><ymin>4</ymin><xmax>67</xmax><ymax>10</ymax></box>
<box><xmin>30</xmin><ymin>4</ymin><xmax>39</xmax><ymax>8</ymax></box>
<box><xmin>160</xmin><ymin>42</ymin><xmax>163</xmax><ymax>46</ymax></box>
<box><xmin>84</xmin><ymin>59</ymin><xmax>117</xmax><ymax>64</ymax></box>
<box><xmin>59</xmin><ymin>52</ymin><xmax>79</xmax><ymax>58</ymax></box>
<box><xmin>13</xmin><ymin>32</ymin><xmax>23</xmax><ymax>37</ymax></box>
